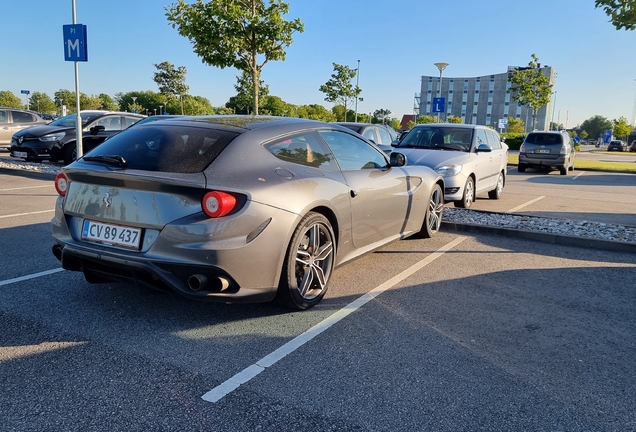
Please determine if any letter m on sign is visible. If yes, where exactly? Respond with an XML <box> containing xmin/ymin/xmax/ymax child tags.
<box><xmin>63</xmin><ymin>24</ymin><xmax>88</xmax><ymax>62</ymax></box>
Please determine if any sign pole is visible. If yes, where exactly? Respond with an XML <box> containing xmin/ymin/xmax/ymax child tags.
<box><xmin>72</xmin><ymin>0</ymin><xmax>82</xmax><ymax>160</ymax></box>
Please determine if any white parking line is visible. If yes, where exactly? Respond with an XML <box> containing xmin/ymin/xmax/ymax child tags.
<box><xmin>201</xmin><ymin>236</ymin><xmax>468</xmax><ymax>403</ymax></box>
<box><xmin>505</xmin><ymin>196</ymin><xmax>545</xmax><ymax>213</ymax></box>
<box><xmin>0</xmin><ymin>185</ymin><xmax>52</xmax><ymax>192</ymax></box>
<box><xmin>0</xmin><ymin>268</ymin><xmax>64</xmax><ymax>287</ymax></box>
<box><xmin>571</xmin><ymin>171</ymin><xmax>584</xmax><ymax>180</ymax></box>
<box><xmin>0</xmin><ymin>209</ymin><xmax>55</xmax><ymax>219</ymax></box>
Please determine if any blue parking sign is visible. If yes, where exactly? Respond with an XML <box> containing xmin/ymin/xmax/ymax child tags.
<box><xmin>432</xmin><ymin>97</ymin><xmax>445</xmax><ymax>113</ymax></box>
<box><xmin>63</xmin><ymin>24</ymin><xmax>88</xmax><ymax>62</ymax></box>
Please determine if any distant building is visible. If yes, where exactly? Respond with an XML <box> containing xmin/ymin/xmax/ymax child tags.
<box><xmin>415</xmin><ymin>65</ymin><xmax>556</xmax><ymax>132</ymax></box>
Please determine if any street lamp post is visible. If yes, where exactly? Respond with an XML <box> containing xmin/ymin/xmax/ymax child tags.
<box><xmin>551</xmin><ymin>91</ymin><xmax>557</xmax><ymax>130</ymax></box>
<box><xmin>153</xmin><ymin>109</ymin><xmax>157</xmax><ymax>116</ymax></box>
<box><xmin>131</xmin><ymin>96</ymin><xmax>137</xmax><ymax>113</ymax></box>
<box><xmin>354</xmin><ymin>60</ymin><xmax>360</xmax><ymax>123</ymax></box>
<box><xmin>631</xmin><ymin>79</ymin><xmax>636</xmax><ymax>127</ymax></box>
<box><xmin>434</xmin><ymin>62</ymin><xmax>449</xmax><ymax>123</ymax></box>
<box><xmin>159</xmin><ymin>105</ymin><xmax>163</xmax><ymax>116</ymax></box>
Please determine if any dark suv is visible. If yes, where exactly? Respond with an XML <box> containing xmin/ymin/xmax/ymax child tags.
<box><xmin>10</xmin><ymin>110</ymin><xmax>145</xmax><ymax>164</ymax></box>
<box><xmin>0</xmin><ymin>108</ymin><xmax>48</xmax><ymax>150</ymax></box>
<box><xmin>518</xmin><ymin>131</ymin><xmax>575</xmax><ymax>175</ymax></box>
<box><xmin>607</xmin><ymin>140</ymin><xmax>626</xmax><ymax>151</ymax></box>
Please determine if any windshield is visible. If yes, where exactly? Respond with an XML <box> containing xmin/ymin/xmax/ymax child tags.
<box><xmin>397</xmin><ymin>126</ymin><xmax>472</xmax><ymax>152</ymax></box>
<box><xmin>49</xmin><ymin>112</ymin><xmax>106</xmax><ymax>128</ymax></box>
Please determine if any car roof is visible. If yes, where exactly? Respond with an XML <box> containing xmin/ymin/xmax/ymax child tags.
<box><xmin>168</xmin><ymin>115</ymin><xmax>327</xmax><ymax>131</ymax></box>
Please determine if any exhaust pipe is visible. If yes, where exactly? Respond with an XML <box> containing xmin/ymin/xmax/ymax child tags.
<box><xmin>52</xmin><ymin>245</ymin><xmax>63</xmax><ymax>261</ymax></box>
<box><xmin>188</xmin><ymin>274</ymin><xmax>231</xmax><ymax>292</ymax></box>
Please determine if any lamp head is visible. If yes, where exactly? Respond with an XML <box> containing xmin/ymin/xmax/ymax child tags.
<box><xmin>434</xmin><ymin>62</ymin><xmax>449</xmax><ymax>72</ymax></box>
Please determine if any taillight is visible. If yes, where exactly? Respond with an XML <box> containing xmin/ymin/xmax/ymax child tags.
<box><xmin>202</xmin><ymin>191</ymin><xmax>237</xmax><ymax>218</ymax></box>
<box><xmin>54</xmin><ymin>173</ymin><xmax>68</xmax><ymax>196</ymax></box>
<box><xmin>560</xmin><ymin>144</ymin><xmax>567</xmax><ymax>155</ymax></box>
<box><xmin>519</xmin><ymin>143</ymin><xmax>525</xmax><ymax>153</ymax></box>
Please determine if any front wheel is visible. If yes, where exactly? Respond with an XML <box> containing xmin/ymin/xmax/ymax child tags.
<box><xmin>63</xmin><ymin>143</ymin><xmax>77</xmax><ymax>165</ymax></box>
<box><xmin>276</xmin><ymin>212</ymin><xmax>335</xmax><ymax>310</ymax></box>
<box><xmin>488</xmin><ymin>172</ymin><xmax>504</xmax><ymax>199</ymax></box>
<box><xmin>416</xmin><ymin>183</ymin><xmax>443</xmax><ymax>238</ymax></box>
<box><xmin>454</xmin><ymin>176</ymin><xmax>474</xmax><ymax>208</ymax></box>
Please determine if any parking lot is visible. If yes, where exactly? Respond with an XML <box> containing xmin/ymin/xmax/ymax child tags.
<box><xmin>1</xmin><ymin>167</ymin><xmax>635</xmax><ymax>431</ymax></box>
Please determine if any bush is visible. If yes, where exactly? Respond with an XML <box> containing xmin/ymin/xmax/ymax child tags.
<box><xmin>501</xmin><ymin>132</ymin><xmax>524</xmax><ymax>150</ymax></box>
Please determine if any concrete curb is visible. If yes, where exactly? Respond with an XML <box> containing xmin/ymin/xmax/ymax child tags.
<box><xmin>442</xmin><ymin>221</ymin><xmax>636</xmax><ymax>254</ymax></box>
<box><xmin>0</xmin><ymin>167</ymin><xmax>57</xmax><ymax>181</ymax></box>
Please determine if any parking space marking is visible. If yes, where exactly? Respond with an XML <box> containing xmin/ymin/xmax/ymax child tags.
<box><xmin>505</xmin><ymin>196</ymin><xmax>545</xmax><ymax>213</ymax></box>
<box><xmin>201</xmin><ymin>236</ymin><xmax>468</xmax><ymax>403</ymax></box>
<box><xmin>0</xmin><ymin>209</ymin><xmax>55</xmax><ymax>219</ymax></box>
<box><xmin>0</xmin><ymin>268</ymin><xmax>64</xmax><ymax>287</ymax></box>
<box><xmin>0</xmin><ymin>185</ymin><xmax>52</xmax><ymax>192</ymax></box>
<box><xmin>571</xmin><ymin>171</ymin><xmax>584</xmax><ymax>180</ymax></box>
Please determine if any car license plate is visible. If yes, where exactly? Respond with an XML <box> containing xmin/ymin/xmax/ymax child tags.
<box><xmin>12</xmin><ymin>151</ymin><xmax>27</xmax><ymax>158</ymax></box>
<box><xmin>82</xmin><ymin>220</ymin><xmax>141</xmax><ymax>249</ymax></box>
<box><xmin>536</xmin><ymin>149</ymin><xmax>550</xmax><ymax>154</ymax></box>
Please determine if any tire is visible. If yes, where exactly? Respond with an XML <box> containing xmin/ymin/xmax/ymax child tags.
<box><xmin>488</xmin><ymin>172</ymin><xmax>504</xmax><ymax>199</ymax></box>
<box><xmin>454</xmin><ymin>176</ymin><xmax>474</xmax><ymax>208</ymax></box>
<box><xmin>277</xmin><ymin>212</ymin><xmax>335</xmax><ymax>310</ymax></box>
<box><xmin>63</xmin><ymin>143</ymin><xmax>77</xmax><ymax>165</ymax></box>
<box><xmin>559</xmin><ymin>166</ymin><xmax>567</xmax><ymax>175</ymax></box>
<box><xmin>415</xmin><ymin>183</ymin><xmax>443</xmax><ymax>238</ymax></box>
<box><xmin>518</xmin><ymin>164</ymin><xmax>527</xmax><ymax>173</ymax></box>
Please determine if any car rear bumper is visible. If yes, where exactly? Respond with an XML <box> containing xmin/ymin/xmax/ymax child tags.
<box><xmin>518</xmin><ymin>153</ymin><xmax>568</xmax><ymax>168</ymax></box>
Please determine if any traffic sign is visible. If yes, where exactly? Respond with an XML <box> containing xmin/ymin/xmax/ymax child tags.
<box><xmin>432</xmin><ymin>97</ymin><xmax>445</xmax><ymax>113</ymax></box>
<box><xmin>20</xmin><ymin>90</ymin><xmax>30</xmax><ymax>95</ymax></box>
<box><xmin>63</xmin><ymin>24</ymin><xmax>88</xmax><ymax>62</ymax></box>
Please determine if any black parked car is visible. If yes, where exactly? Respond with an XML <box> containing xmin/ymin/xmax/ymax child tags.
<box><xmin>10</xmin><ymin>110</ymin><xmax>145</xmax><ymax>164</ymax></box>
<box><xmin>607</xmin><ymin>140</ymin><xmax>627</xmax><ymax>151</ymax></box>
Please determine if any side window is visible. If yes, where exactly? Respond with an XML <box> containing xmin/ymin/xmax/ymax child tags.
<box><xmin>318</xmin><ymin>130</ymin><xmax>388</xmax><ymax>171</ymax></box>
<box><xmin>124</xmin><ymin>116</ymin><xmax>142</xmax><ymax>128</ymax></box>
<box><xmin>95</xmin><ymin>116</ymin><xmax>121</xmax><ymax>131</ymax></box>
<box><xmin>377</xmin><ymin>127</ymin><xmax>392</xmax><ymax>145</ymax></box>
<box><xmin>362</xmin><ymin>128</ymin><xmax>377</xmax><ymax>143</ymax></box>
<box><xmin>476</xmin><ymin>129</ymin><xmax>490</xmax><ymax>149</ymax></box>
<box><xmin>264</xmin><ymin>132</ymin><xmax>338</xmax><ymax>170</ymax></box>
<box><xmin>487</xmin><ymin>130</ymin><xmax>502</xmax><ymax>149</ymax></box>
<box><xmin>0</xmin><ymin>110</ymin><xmax>7</xmax><ymax>124</ymax></box>
<box><xmin>12</xmin><ymin>111</ymin><xmax>34</xmax><ymax>123</ymax></box>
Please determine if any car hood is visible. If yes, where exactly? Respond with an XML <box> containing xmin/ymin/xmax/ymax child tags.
<box><xmin>13</xmin><ymin>124</ymin><xmax>75</xmax><ymax>138</ymax></box>
<box><xmin>393</xmin><ymin>148</ymin><xmax>469</xmax><ymax>168</ymax></box>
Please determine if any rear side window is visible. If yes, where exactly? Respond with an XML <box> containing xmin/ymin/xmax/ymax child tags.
<box><xmin>12</xmin><ymin>111</ymin><xmax>35</xmax><ymax>123</ymax></box>
<box><xmin>264</xmin><ymin>132</ymin><xmax>338</xmax><ymax>170</ymax></box>
<box><xmin>84</xmin><ymin>124</ymin><xmax>239</xmax><ymax>173</ymax></box>
<box><xmin>525</xmin><ymin>133</ymin><xmax>563</xmax><ymax>145</ymax></box>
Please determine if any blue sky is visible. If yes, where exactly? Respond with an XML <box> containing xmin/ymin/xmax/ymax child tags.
<box><xmin>3</xmin><ymin>0</ymin><xmax>634</xmax><ymax>127</ymax></box>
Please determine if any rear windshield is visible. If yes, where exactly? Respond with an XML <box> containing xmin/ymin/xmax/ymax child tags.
<box><xmin>82</xmin><ymin>124</ymin><xmax>239</xmax><ymax>173</ymax></box>
<box><xmin>525</xmin><ymin>133</ymin><xmax>563</xmax><ymax>145</ymax></box>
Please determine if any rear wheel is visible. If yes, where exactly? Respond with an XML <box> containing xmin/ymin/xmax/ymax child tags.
<box><xmin>454</xmin><ymin>176</ymin><xmax>474</xmax><ymax>208</ymax></box>
<box><xmin>415</xmin><ymin>183</ymin><xmax>443</xmax><ymax>238</ymax></box>
<box><xmin>277</xmin><ymin>212</ymin><xmax>335</xmax><ymax>310</ymax></box>
<box><xmin>488</xmin><ymin>172</ymin><xmax>504</xmax><ymax>199</ymax></box>
<box><xmin>559</xmin><ymin>165</ymin><xmax>568</xmax><ymax>175</ymax></box>
<box><xmin>518</xmin><ymin>164</ymin><xmax>527</xmax><ymax>173</ymax></box>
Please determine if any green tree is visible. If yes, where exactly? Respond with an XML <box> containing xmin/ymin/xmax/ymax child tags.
<box><xmin>27</xmin><ymin>92</ymin><xmax>56</xmax><ymax>114</ymax></box>
<box><xmin>387</xmin><ymin>118</ymin><xmax>401</xmax><ymax>130</ymax></box>
<box><xmin>99</xmin><ymin>93</ymin><xmax>118</xmax><ymax>111</ymax></box>
<box><xmin>226</xmin><ymin>70</ymin><xmax>269</xmax><ymax>114</ymax></box>
<box><xmin>580</xmin><ymin>115</ymin><xmax>613</xmax><ymax>140</ymax></box>
<box><xmin>372</xmin><ymin>109</ymin><xmax>391</xmax><ymax>124</ymax></box>
<box><xmin>506</xmin><ymin>118</ymin><xmax>525</xmax><ymax>133</ymax></box>
<box><xmin>260</xmin><ymin>95</ymin><xmax>294</xmax><ymax>116</ymax></box>
<box><xmin>54</xmin><ymin>89</ymin><xmax>76</xmax><ymax>113</ymax></box>
<box><xmin>153</xmin><ymin>61</ymin><xmax>189</xmax><ymax>114</ymax></box>
<box><xmin>613</xmin><ymin>116</ymin><xmax>632</xmax><ymax>139</ymax></box>
<box><xmin>595</xmin><ymin>0</ymin><xmax>636</xmax><ymax>30</ymax></box>
<box><xmin>508</xmin><ymin>54</ymin><xmax>553</xmax><ymax>131</ymax></box>
<box><xmin>166</xmin><ymin>0</ymin><xmax>304</xmax><ymax>116</ymax></box>
<box><xmin>296</xmin><ymin>104</ymin><xmax>336</xmax><ymax>122</ymax></box>
<box><xmin>319</xmin><ymin>63</ymin><xmax>361</xmax><ymax>122</ymax></box>
<box><xmin>0</xmin><ymin>90</ymin><xmax>23</xmax><ymax>108</ymax></box>
<box><xmin>115</xmin><ymin>91</ymin><xmax>167</xmax><ymax>116</ymax></box>
<box><xmin>446</xmin><ymin>115</ymin><xmax>463</xmax><ymax>124</ymax></box>
<box><xmin>80</xmin><ymin>94</ymin><xmax>104</xmax><ymax>110</ymax></box>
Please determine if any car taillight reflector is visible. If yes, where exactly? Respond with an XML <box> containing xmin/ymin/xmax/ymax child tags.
<box><xmin>55</xmin><ymin>173</ymin><xmax>68</xmax><ymax>196</ymax></box>
<box><xmin>202</xmin><ymin>191</ymin><xmax>237</xmax><ymax>218</ymax></box>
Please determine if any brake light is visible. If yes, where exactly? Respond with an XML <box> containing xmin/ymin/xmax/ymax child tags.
<box><xmin>54</xmin><ymin>173</ymin><xmax>68</xmax><ymax>196</ymax></box>
<box><xmin>519</xmin><ymin>143</ymin><xmax>525</xmax><ymax>153</ymax></box>
<box><xmin>560</xmin><ymin>144</ymin><xmax>566</xmax><ymax>155</ymax></box>
<box><xmin>202</xmin><ymin>191</ymin><xmax>237</xmax><ymax>218</ymax></box>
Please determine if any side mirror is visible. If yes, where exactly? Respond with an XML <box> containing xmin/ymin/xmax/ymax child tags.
<box><xmin>476</xmin><ymin>144</ymin><xmax>492</xmax><ymax>153</ymax></box>
<box><xmin>89</xmin><ymin>125</ymin><xmax>106</xmax><ymax>135</ymax></box>
<box><xmin>391</xmin><ymin>139</ymin><xmax>399</xmax><ymax>147</ymax></box>
<box><xmin>390</xmin><ymin>152</ymin><xmax>407</xmax><ymax>167</ymax></box>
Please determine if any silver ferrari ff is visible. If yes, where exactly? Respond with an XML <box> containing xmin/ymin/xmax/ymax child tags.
<box><xmin>51</xmin><ymin>116</ymin><xmax>444</xmax><ymax>310</ymax></box>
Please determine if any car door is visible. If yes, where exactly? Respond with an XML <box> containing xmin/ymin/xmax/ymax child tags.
<box><xmin>473</xmin><ymin>128</ymin><xmax>496</xmax><ymax>192</ymax></box>
<box><xmin>318</xmin><ymin>130</ymin><xmax>412</xmax><ymax>249</ymax></box>
<box><xmin>486</xmin><ymin>129</ymin><xmax>507</xmax><ymax>179</ymax></box>
<box><xmin>0</xmin><ymin>109</ymin><xmax>10</xmax><ymax>146</ymax></box>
